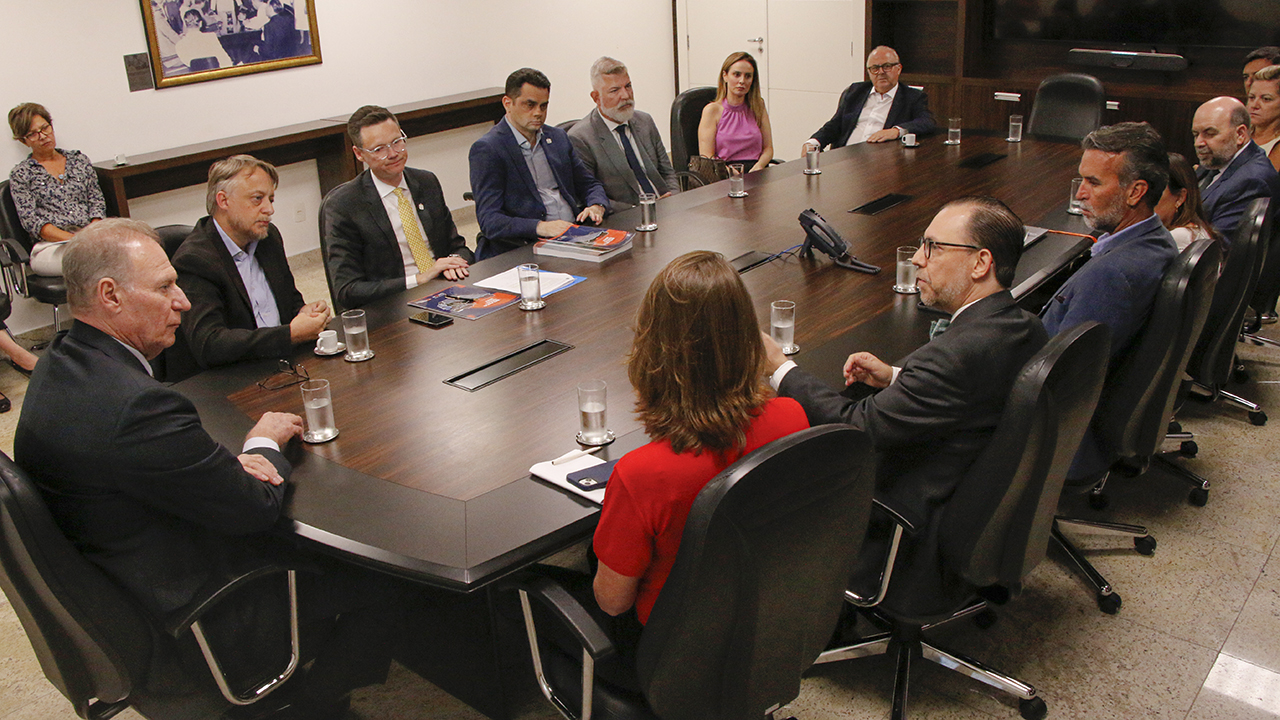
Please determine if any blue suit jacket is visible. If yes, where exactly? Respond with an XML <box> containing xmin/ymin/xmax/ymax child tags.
<box><xmin>468</xmin><ymin>120</ymin><xmax>608</xmax><ymax>256</ymax></box>
<box><xmin>810</xmin><ymin>81</ymin><xmax>937</xmax><ymax>149</ymax></box>
<box><xmin>1197</xmin><ymin>141</ymin><xmax>1278</xmax><ymax>249</ymax></box>
<box><xmin>1041</xmin><ymin>213</ymin><xmax>1177</xmax><ymax>478</ymax></box>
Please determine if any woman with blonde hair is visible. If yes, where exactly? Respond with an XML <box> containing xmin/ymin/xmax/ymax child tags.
<box><xmin>1247</xmin><ymin>64</ymin><xmax>1280</xmax><ymax>171</ymax></box>
<box><xmin>592</xmin><ymin>250</ymin><xmax>808</xmax><ymax>631</ymax></box>
<box><xmin>696</xmin><ymin>52</ymin><xmax>775</xmax><ymax>172</ymax></box>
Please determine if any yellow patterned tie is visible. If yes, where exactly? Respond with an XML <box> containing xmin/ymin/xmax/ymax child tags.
<box><xmin>393</xmin><ymin>188</ymin><xmax>434</xmax><ymax>272</ymax></box>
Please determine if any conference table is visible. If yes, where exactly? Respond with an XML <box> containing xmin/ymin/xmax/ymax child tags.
<box><xmin>176</xmin><ymin>132</ymin><xmax>1094</xmax><ymax>715</ymax></box>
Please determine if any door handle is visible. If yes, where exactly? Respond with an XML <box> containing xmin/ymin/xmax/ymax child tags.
<box><xmin>746</xmin><ymin>37</ymin><xmax>763</xmax><ymax>43</ymax></box>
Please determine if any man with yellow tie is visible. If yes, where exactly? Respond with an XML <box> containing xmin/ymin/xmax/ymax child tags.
<box><xmin>323</xmin><ymin>105</ymin><xmax>474</xmax><ymax>309</ymax></box>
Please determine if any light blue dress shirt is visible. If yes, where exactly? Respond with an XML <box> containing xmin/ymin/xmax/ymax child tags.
<box><xmin>213</xmin><ymin>219</ymin><xmax>281</xmax><ymax>329</ymax></box>
<box><xmin>505</xmin><ymin>117</ymin><xmax>576</xmax><ymax>223</ymax></box>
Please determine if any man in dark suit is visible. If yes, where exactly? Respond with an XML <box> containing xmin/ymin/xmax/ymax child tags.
<box><xmin>167</xmin><ymin>155</ymin><xmax>330</xmax><ymax>382</ymax></box>
<box><xmin>1043</xmin><ymin>122</ymin><xmax>1178</xmax><ymax>479</ymax></box>
<box><xmin>568</xmin><ymin>56</ymin><xmax>678</xmax><ymax>211</ymax></box>
<box><xmin>801</xmin><ymin>45</ymin><xmax>937</xmax><ymax>155</ymax></box>
<box><xmin>1192</xmin><ymin>97</ymin><xmax>1278</xmax><ymax>247</ymax></box>
<box><xmin>1244</xmin><ymin>47</ymin><xmax>1280</xmax><ymax>96</ymax></box>
<box><xmin>323</xmin><ymin>105</ymin><xmax>474</xmax><ymax>309</ymax></box>
<box><xmin>764</xmin><ymin>198</ymin><xmax>1046</xmax><ymax>608</ymax></box>
<box><xmin>469</xmin><ymin>67</ymin><xmax>609</xmax><ymax>260</ymax></box>
<box><xmin>16</xmin><ymin>219</ymin><xmax>408</xmax><ymax>718</ymax></box>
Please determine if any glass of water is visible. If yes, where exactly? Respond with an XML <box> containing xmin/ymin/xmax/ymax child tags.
<box><xmin>728</xmin><ymin>163</ymin><xmax>747</xmax><ymax>197</ymax></box>
<box><xmin>576</xmin><ymin>379</ymin><xmax>614</xmax><ymax>446</ymax></box>
<box><xmin>946</xmin><ymin>117</ymin><xmax>962</xmax><ymax>145</ymax></box>
<box><xmin>341</xmin><ymin>309</ymin><xmax>374</xmax><ymax>361</ymax></box>
<box><xmin>1007</xmin><ymin>114</ymin><xmax>1023</xmax><ymax>143</ymax></box>
<box><xmin>893</xmin><ymin>246</ymin><xmax>920</xmax><ymax>294</ymax></box>
<box><xmin>518</xmin><ymin>263</ymin><xmax>546</xmax><ymax>311</ymax></box>
<box><xmin>804</xmin><ymin>148</ymin><xmax>821</xmax><ymax>175</ymax></box>
<box><xmin>301</xmin><ymin>379</ymin><xmax>338</xmax><ymax>443</ymax></box>
<box><xmin>637</xmin><ymin>192</ymin><xmax>658</xmax><ymax>232</ymax></box>
<box><xmin>771</xmin><ymin>300</ymin><xmax>799</xmax><ymax>355</ymax></box>
<box><xmin>1068</xmin><ymin>177</ymin><xmax>1085</xmax><ymax>215</ymax></box>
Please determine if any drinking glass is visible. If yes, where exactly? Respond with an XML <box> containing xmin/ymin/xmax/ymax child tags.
<box><xmin>576</xmin><ymin>380</ymin><xmax>614</xmax><ymax>446</ymax></box>
<box><xmin>1067</xmin><ymin>178</ymin><xmax>1085</xmax><ymax>215</ymax></box>
<box><xmin>771</xmin><ymin>300</ymin><xmax>799</xmax><ymax>355</ymax></box>
<box><xmin>637</xmin><ymin>192</ymin><xmax>658</xmax><ymax>231</ymax></box>
<box><xmin>893</xmin><ymin>246</ymin><xmax>920</xmax><ymax>294</ymax></box>
<box><xmin>946</xmin><ymin>118</ymin><xmax>962</xmax><ymax>145</ymax></box>
<box><xmin>804</xmin><ymin>148</ymin><xmax>821</xmax><ymax>175</ymax></box>
<box><xmin>728</xmin><ymin>163</ymin><xmax>747</xmax><ymax>197</ymax></box>
<box><xmin>1007</xmin><ymin>115</ymin><xmax>1023</xmax><ymax>142</ymax></box>
<box><xmin>341</xmin><ymin>309</ymin><xmax>374</xmax><ymax>361</ymax></box>
<box><xmin>518</xmin><ymin>263</ymin><xmax>546</xmax><ymax>311</ymax></box>
<box><xmin>301</xmin><ymin>379</ymin><xmax>338</xmax><ymax>443</ymax></box>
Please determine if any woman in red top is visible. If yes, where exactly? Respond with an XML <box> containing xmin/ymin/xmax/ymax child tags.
<box><xmin>592</xmin><ymin>250</ymin><xmax>809</xmax><ymax>625</ymax></box>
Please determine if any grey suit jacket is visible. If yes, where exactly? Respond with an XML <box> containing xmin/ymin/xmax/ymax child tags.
<box><xmin>568</xmin><ymin>108</ymin><xmax>678</xmax><ymax>211</ymax></box>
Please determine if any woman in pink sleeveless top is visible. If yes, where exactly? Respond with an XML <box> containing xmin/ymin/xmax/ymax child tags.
<box><xmin>696</xmin><ymin>52</ymin><xmax>774</xmax><ymax>172</ymax></box>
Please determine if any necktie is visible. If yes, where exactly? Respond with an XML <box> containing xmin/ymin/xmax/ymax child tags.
<box><xmin>929</xmin><ymin>318</ymin><xmax>951</xmax><ymax>340</ymax></box>
<box><xmin>1198</xmin><ymin>169</ymin><xmax>1219</xmax><ymax>191</ymax></box>
<box><xmin>393</xmin><ymin>188</ymin><xmax>434</xmax><ymax>273</ymax></box>
<box><xmin>616</xmin><ymin>125</ymin><xmax>657</xmax><ymax>195</ymax></box>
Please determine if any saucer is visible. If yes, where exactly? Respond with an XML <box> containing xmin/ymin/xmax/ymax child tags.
<box><xmin>314</xmin><ymin>341</ymin><xmax>346</xmax><ymax>357</ymax></box>
<box><xmin>902</xmin><ymin>142</ymin><xmax>920</xmax><ymax>148</ymax></box>
<box><xmin>576</xmin><ymin>429</ymin><xmax>616</xmax><ymax>447</ymax></box>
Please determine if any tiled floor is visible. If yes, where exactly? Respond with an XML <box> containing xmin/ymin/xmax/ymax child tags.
<box><xmin>1</xmin><ymin>237</ymin><xmax>1278</xmax><ymax>719</ymax></box>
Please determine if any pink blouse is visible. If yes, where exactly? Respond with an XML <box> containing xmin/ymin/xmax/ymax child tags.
<box><xmin>714</xmin><ymin>100</ymin><xmax>763</xmax><ymax>163</ymax></box>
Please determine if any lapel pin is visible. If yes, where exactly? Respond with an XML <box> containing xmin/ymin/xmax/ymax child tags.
<box><xmin>418</xmin><ymin>203</ymin><xmax>424</xmax><ymax>210</ymax></box>
<box><xmin>545</xmin><ymin>137</ymin><xmax>553</xmax><ymax>145</ymax></box>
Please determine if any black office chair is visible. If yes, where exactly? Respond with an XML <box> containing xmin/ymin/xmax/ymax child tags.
<box><xmin>1026</xmin><ymin>74</ymin><xmax>1106</xmax><ymax>141</ymax></box>
<box><xmin>557</xmin><ymin>118</ymin><xmax>580</xmax><ymax>132</ymax></box>
<box><xmin>0</xmin><ymin>451</ymin><xmax>303</xmax><ymax>720</ymax></box>
<box><xmin>510</xmin><ymin>425</ymin><xmax>876</xmax><ymax>720</ymax></box>
<box><xmin>1181</xmin><ymin>198</ymin><xmax>1271</xmax><ymax>427</ymax></box>
<box><xmin>317</xmin><ymin>183</ymin><xmax>349</xmax><ymax>313</ymax></box>
<box><xmin>1052</xmin><ymin>238</ymin><xmax>1220</xmax><ymax>614</ymax></box>
<box><xmin>1241</xmin><ymin>196</ymin><xmax>1280</xmax><ymax>345</ymax></box>
<box><xmin>0</xmin><ymin>180</ymin><xmax>68</xmax><ymax>334</ymax></box>
<box><xmin>156</xmin><ymin>224</ymin><xmax>194</xmax><ymax>260</ymax></box>
<box><xmin>817</xmin><ymin>322</ymin><xmax>1111</xmax><ymax>720</ymax></box>
<box><xmin>669</xmin><ymin>86</ymin><xmax>716</xmax><ymax>188</ymax></box>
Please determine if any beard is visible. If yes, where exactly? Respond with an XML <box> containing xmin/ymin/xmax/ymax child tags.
<box><xmin>1082</xmin><ymin>197</ymin><xmax>1125</xmax><ymax>233</ymax></box>
<box><xmin>606</xmin><ymin>102</ymin><xmax>635</xmax><ymax>123</ymax></box>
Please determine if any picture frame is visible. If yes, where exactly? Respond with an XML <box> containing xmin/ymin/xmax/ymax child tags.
<box><xmin>139</xmin><ymin>0</ymin><xmax>321</xmax><ymax>88</ymax></box>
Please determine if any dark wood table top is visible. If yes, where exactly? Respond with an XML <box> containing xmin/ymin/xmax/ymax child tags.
<box><xmin>178</xmin><ymin>134</ymin><xmax>1094</xmax><ymax>592</ymax></box>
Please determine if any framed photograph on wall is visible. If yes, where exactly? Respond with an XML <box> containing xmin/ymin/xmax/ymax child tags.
<box><xmin>140</xmin><ymin>0</ymin><xmax>321</xmax><ymax>88</ymax></box>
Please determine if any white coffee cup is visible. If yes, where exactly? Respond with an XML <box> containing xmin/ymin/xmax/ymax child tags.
<box><xmin>317</xmin><ymin>329</ymin><xmax>338</xmax><ymax>353</ymax></box>
<box><xmin>901</xmin><ymin>133</ymin><xmax>917</xmax><ymax>147</ymax></box>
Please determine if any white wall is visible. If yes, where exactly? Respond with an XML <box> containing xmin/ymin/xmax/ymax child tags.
<box><xmin>0</xmin><ymin>0</ymin><xmax>676</xmax><ymax>333</ymax></box>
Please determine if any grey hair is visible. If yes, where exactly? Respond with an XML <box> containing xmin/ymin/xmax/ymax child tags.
<box><xmin>63</xmin><ymin>219</ymin><xmax>160</xmax><ymax>312</ymax></box>
<box><xmin>205</xmin><ymin>154</ymin><xmax>279</xmax><ymax>215</ymax></box>
<box><xmin>590</xmin><ymin>56</ymin><xmax>627</xmax><ymax>90</ymax></box>
<box><xmin>1081</xmin><ymin>122</ymin><xmax>1169</xmax><ymax>209</ymax></box>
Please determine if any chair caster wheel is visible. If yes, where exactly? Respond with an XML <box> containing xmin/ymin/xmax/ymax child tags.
<box><xmin>1248</xmin><ymin>410</ymin><xmax>1267</xmax><ymax>426</ymax></box>
<box><xmin>1088</xmin><ymin>492</ymin><xmax>1109</xmax><ymax>511</ymax></box>
<box><xmin>1232</xmin><ymin>367</ymin><xmax>1250</xmax><ymax>384</ymax></box>
<box><xmin>1189</xmin><ymin>487</ymin><xmax>1209</xmax><ymax>506</ymax></box>
<box><xmin>1134</xmin><ymin>536</ymin><xmax>1157</xmax><ymax>555</ymax></box>
<box><xmin>1179</xmin><ymin>440</ymin><xmax>1198</xmax><ymax>457</ymax></box>
<box><xmin>1019</xmin><ymin>696</ymin><xmax>1048</xmax><ymax>720</ymax></box>
<box><xmin>974</xmin><ymin>609</ymin><xmax>999</xmax><ymax>629</ymax></box>
<box><xmin>1097</xmin><ymin>592</ymin><xmax>1121</xmax><ymax>614</ymax></box>
<box><xmin>1168</xmin><ymin>420</ymin><xmax>1182</xmax><ymax>434</ymax></box>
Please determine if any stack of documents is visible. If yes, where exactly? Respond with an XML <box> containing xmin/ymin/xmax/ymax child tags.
<box><xmin>533</xmin><ymin>225</ymin><xmax>633</xmax><ymax>262</ymax></box>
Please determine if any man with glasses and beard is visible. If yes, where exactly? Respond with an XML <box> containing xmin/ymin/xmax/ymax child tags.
<box><xmin>323</xmin><ymin>105</ymin><xmax>473</xmax><ymax>309</ymax></box>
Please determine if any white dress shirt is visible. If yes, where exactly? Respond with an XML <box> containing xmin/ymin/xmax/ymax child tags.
<box><xmin>848</xmin><ymin>84</ymin><xmax>899</xmax><ymax>144</ymax></box>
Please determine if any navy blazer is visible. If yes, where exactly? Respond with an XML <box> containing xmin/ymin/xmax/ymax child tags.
<box><xmin>468</xmin><ymin>120</ymin><xmax>608</xmax><ymax>255</ymax></box>
<box><xmin>15</xmin><ymin>321</ymin><xmax>289</xmax><ymax>618</ymax></box>
<box><xmin>1041</xmin><ymin>213</ymin><xmax>1177</xmax><ymax>479</ymax></box>
<box><xmin>168</xmin><ymin>216</ymin><xmax>307</xmax><ymax>382</ymax></box>
<box><xmin>1198</xmin><ymin>141</ymin><xmax>1278</xmax><ymax>248</ymax></box>
<box><xmin>322</xmin><ymin>167</ymin><xmax>473</xmax><ymax>309</ymax></box>
<box><xmin>811</xmin><ymin>81</ymin><xmax>937</xmax><ymax>149</ymax></box>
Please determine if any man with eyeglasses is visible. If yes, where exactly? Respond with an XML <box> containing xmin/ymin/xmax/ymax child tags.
<box><xmin>763</xmin><ymin>198</ymin><xmax>1045</xmax><ymax>607</ymax></box>
<box><xmin>1043</xmin><ymin>122</ymin><xmax>1177</xmax><ymax>479</ymax></box>
<box><xmin>167</xmin><ymin>154</ymin><xmax>331</xmax><ymax>382</ymax></box>
<box><xmin>801</xmin><ymin>45</ymin><xmax>937</xmax><ymax>156</ymax></box>
<box><xmin>323</xmin><ymin>105</ymin><xmax>474</xmax><ymax>309</ymax></box>
<box><xmin>469</xmin><ymin>67</ymin><xmax>609</xmax><ymax>260</ymax></box>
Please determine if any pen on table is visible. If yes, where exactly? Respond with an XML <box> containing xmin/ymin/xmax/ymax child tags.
<box><xmin>1048</xmin><ymin>229</ymin><xmax>1096</xmax><ymax>240</ymax></box>
<box><xmin>551</xmin><ymin>447</ymin><xmax>602</xmax><ymax>465</ymax></box>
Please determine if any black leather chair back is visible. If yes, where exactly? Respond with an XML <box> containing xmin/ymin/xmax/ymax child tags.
<box><xmin>155</xmin><ymin>224</ymin><xmax>195</xmax><ymax>260</ymax></box>
<box><xmin>668</xmin><ymin>86</ymin><xmax>716</xmax><ymax>177</ymax></box>
<box><xmin>0</xmin><ymin>451</ymin><xmax>153</xmax><ymax>718</ymax></box>
<box><xmin>1026</xmin><ymin>73</ymin><xmax>1106</xmax><ymax>141</ymax></box>
<box><xmin>635</xmin><ymin>425</ymin><xmax>876</xmax><ymax>720</ymax></box>
<box><xmin>1249</xmin><ymin>199</ymin><xmax>1280</xmax><ymax>320</ymax></box>
<box><xmin>1095</xmin><ymin>239</ymin><xmax>1220</xmax><ymax>463</ymax></box>
<box><xmin>943</xmin><ymin>322</ymin><xmax>1110</xmax><ymax>590</ymax></box>
<box><xmin>317</xmin><ymin>183</ymin><xmax>349</xmax><ymax>313</ymax></box>
<box><xmin>1188</xmin><ymin>198</ymin><xmax>1271</xmax><ymax>386</ymax></box>
<box><xmin>0</xmin><ymin>181</ymin><xmax>35</xmax><ymax>252</ymax></box>
<box><xmin>556</xmin><ymin>118</ymin><xmax>580</xmax><ymax>132</ymax></box>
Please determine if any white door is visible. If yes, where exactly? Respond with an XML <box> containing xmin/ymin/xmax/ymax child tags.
<box><xmin>679</xmin><ymin>0</ymin><xmax>864</xmax><ymax>160</ymax></box>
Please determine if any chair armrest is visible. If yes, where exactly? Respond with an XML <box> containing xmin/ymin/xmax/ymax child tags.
<box><xmin>845</xmin><ymin>498</ymin><xmax>923</xmax><ymax>608</ymax></box>
<box><xmin>0</xmin><ymin>237</ymin><xmax>30</xmax><ymax>264</ymax></box>
<box><xmin>162</xmin><ymin>558</ymin><xmax>307</xmax><ymax>638</ymax></box>
<box><xmin>872</xmin><ymin>497</ymin><xmax>920</xmax><ymax>536</ymax></box>
<box><xmin>503</xmin><ymin>574</ymin><xmax>616</xmax><ymax>661</ymax></box>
